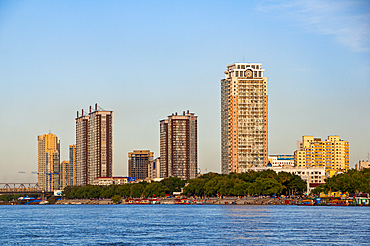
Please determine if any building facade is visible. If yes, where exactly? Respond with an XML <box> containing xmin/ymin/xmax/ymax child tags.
<box><xmin>87</xmin><ymin>106</ymin><xmax>113</xmax><ymax>184</ymax></box>
<box><xmin>76</xmin><ymin>103</ymin><xmax>113</xmax><ymax>186</ymax></box>
<box><xmin>268</xmin><ymin>155</ymin><xmax>294</xmax><ymax>167</ymax></box>
<box><xmin>221</xmin><ymin>63</ymin><xmax>268</xmax><ymax>174</ymax></box>
<box><xmin>246</xmin><ymin>165</ymin><xmax>326</xmax><ymax>193</ymax></box>
<box><xmin>60</xmin><ymin>160</ymin><xmax>70</xmax><ymax>189</ymax></box>
<box><xmin>128</xmin><ymin>150</ymin><xmax>153</xmax><ymax>180</ymax></box>
<box><xmin>93</xmin><ymin>177</ymin><xmax>135</xmax><ymax>186</ymax></box>
<box><xmin>294</xmin><ymin>135</ymin><xmax>349</xmax><ymax>172</ymax></box>
<box><xmin>357</xmin><ymin>160</ymin><xmax>370</xmax><ymax>170</ymax></box>
<box><xmin>69</xmin><ymin>144</ymin><xmax>76</xmax><ymax>186</ymax></box>
<box><xmin>37</xmin><ymin>133</ymin><xmax>60</xmax><ymax>191</ymax></box>
<box><xmin>160</xmin><ymin>111</ymin><xmax>198</xmax><ymax>180</ymax></box>
<box><xmin>76</xmin><ymin>111</ymin><xmax>89</xmax><ymax>186</ymax></box>
<box><xmin>159</xmin><ymin>120</ymin><xmax>168</xmax><ymax>178</ymax></box>
<box><xmin>148</xmin><ymin>157</ymin><xmax>161</xmax><ymax>180</ymax></box>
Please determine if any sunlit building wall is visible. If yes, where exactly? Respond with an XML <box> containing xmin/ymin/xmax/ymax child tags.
<box><xmin>268</xmin><ymin>155</ymin><xmax>294</xmax><ymax>167</ymax></box>
<box><xmin>76</xmin><ymin>111</ymin><xmax>89</xmax><ymax>186</ymax></box>
<box><xmin>69</xmin><ymin>144</ymin><xmax>76</xmax><ymax>186</ymax></box>
<box><xmin>160</xmin><ymin>111</ymin><xmax>198</xmax><ymax>180</ymax></box>
<box><xmin>76</xmin><ymin>103</ymin><xmax>113</xmax><ymax>186</ymax></box>
<box><xmin>128</xmin><ymin>150</ymin><xmax>153</xmax><ymax>180</ymax></box>
<box><xmin>60</xmin><ymin>160</ymin><xmax>69</xmax><ymax>189</ymax></box>
<box><xmin>88</xmin><ymin>105</ymin><xmax>113</xmax><ymax>184</ymax></box>
<box><xmin>148</xmin><ymin>157</ymin><xmax>161</xmax><ymax>180</ymax></box>
<box><xmin>221</xmin><ymin>63</ymin><xmax>268</xmax><ymax>174</ymax></box>
<box><xmin>37</xmin><ymin>133</ymin><xmax>60</xmax><ymax>191</ymax></box>
<box><xmin>294</xmin><ymin>135</ymin><xmax>349</xmax><ymax>172</ymax></box>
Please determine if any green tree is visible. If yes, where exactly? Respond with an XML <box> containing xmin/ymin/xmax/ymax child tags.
<box><xmin>248</xmin><ymin>177</ymin><xmax>283</xmax><ymax>196</ymax></box>
<box><xmin>130</xmin><ymin>182</ymin><xmax>147</xmax><ymax>198</ymax></box>
<box><xmin>143</xmin><ymin>182</ymin><xmax>167</xmax><ymax>197</ymax></box>
<box><xmin>160</xmin><ymin>177</ymin><xmax>186</xmax><ymax>195</ymax></box>
<box><xmin>117</xmin><ymin>184</ymin><xmax>131</xmax><ymax>198</ymax></box>
<box><xmin>111</xmin><ymin>195</ymin><xmax>121</xmax><ymax>204</ymax></box>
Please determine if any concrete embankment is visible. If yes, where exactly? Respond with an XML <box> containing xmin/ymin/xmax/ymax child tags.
<box><xmin>51</xmin><ymin>197</ymin><xmax>301</xmax><ymax>205</ymax></box>
<box><xmin>55</xmin><ymin>199</ymin><xmax>113</xmax><ymax>205</ymax></box>
<box><xmin>206</xmin><ymin>197</ymin><xmax>299</xmax><ymax>205</ymax></box>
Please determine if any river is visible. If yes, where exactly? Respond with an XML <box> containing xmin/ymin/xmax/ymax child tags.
<box><xmin>1</xmin><ymin>205</ymin><xmax>369</xmax><ymax>245</ymax></box>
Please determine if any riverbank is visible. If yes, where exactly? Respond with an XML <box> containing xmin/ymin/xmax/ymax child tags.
<box><xmin>51</xmin><ymin>197</ymin><xmax>300</xmax><ymax>205</ymax></box>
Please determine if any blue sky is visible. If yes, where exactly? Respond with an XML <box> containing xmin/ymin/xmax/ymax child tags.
<box><xmin>0</xmin><ymin>0</ymin><xmax>369</xmax><ymax>183</ymax></box>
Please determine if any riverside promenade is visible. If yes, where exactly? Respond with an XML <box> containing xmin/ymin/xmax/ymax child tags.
<box><xmin>54</xmin><ymin>196</ymin><xmax>301</xmax><ymax>205</ymax></box>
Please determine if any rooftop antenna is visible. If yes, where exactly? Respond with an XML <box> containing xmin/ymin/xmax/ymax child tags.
<box><xmin>243</xmin><ymin>52</ymin><xmax>244</xmax><ymax>62</ymax></box>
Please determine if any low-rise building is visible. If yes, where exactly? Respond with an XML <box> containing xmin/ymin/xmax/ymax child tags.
<box><xmin>357</xmin><ymin>160</ymin><xmax>370</xmax><ymax>170</ymax></box>
<box><xmin>268</xmin><ymin>155</ymin><xmax>294</xmax><ymax>167</ymax></box>
<box><xmin>93</xmin><ymin>177</ymin><xmax>135</xmax><ymax>186</ymax></box>
<box><xmin>245</xmin><ymin>166</ymin><xmax>326</xmax><ymax>194</ymax></box>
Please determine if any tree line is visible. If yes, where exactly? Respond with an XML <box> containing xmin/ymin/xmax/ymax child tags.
<box><xmin>62</xmin><ymin>170</ymin><xmax>307</xmax><ymax>199</ymax></box>
<box><xmin>311</xmin><ymin>168</ymin><xmax>370</xmax><ymax>194</ymax></box>
<box><xmin>63</xmin><ymin>177</ymin><xmax>186</xmax><ymax>199</ymax></box>
<box><xmin>183</xmin><ymin>170</ymin><xmax>306</xmax><ymax>197</ymax></box>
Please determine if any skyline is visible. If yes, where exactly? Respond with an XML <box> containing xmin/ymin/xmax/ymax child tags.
<box><xmin>1</xmin><ymin>0</ymin><xmax>369</xmax><ymax>183</ymax></box>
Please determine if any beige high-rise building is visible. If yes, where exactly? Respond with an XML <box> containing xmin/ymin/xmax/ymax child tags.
<box><xmin>221</xmin><ymin>63</ymin><xmax>268</xmax><ymax>174</ymax></box>
<box><xmin>76</xmin><ymin>103</ymin><xmax>113</xmax><ymax>185</ymax></box>
<box><xmin>37</xmin><ymin>133</ymin><xmax>60</xmax><ymax>191</ymax></box>
<box><xmin>160</xmin><ymin>111</ymin><xmax>198</xmax><ymax>180</ymax></box>
<box><xmin>294</xmin><ymin>135</ymin><xmax>349</xmax><ymax>172</ymax></box>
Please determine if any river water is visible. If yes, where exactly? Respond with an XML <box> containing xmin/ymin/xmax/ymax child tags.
<box><xmin>1</xmin><ymin>205</ymin><xmax>369</xmax><ymax>245</ymax></box>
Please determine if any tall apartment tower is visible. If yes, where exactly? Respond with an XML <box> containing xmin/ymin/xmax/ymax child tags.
<box><xmin>221</xmin><ymin>63</ymin><xmax>268</xmax><ymax>174</ymax></box>
<box><xmin>160</xmin><ymin>111</ymin><xmax>198</xmax><ymax>180</ymax></box>
<box><xmin>37</xmin><ymin>133</ymin><xmax>60</xmax><ymax>191</ymax></box>
<box><xmin>69</xmin><ymin>144</ymin><xmax>76</xmax><ymax>186</ymax></box>
<box><xmin>294</xmin><ymin>135</ymin><xmax>349</xmax><ymax>172</ymax></box>
<box><xmin>60</xmin><ymin>160</ymin><xmax>70</xmax><ymax>189</ymax></box>
<box><xmin>76</xmin><ymin>103</ymin><xmax>113</xmax><ymax>185</ymax></box>
<box><xmin>128</xmin><ymin>150</ymin><xmax>154</xmax><ymax>180</ymax></box>
<box><xmin>76</xmin><ymin>111</ymin><xmax>89</xmax><ymax>186</ymax></box>
<box><xmin>159</xmin><ymin>120</ymin><xmax>168</xmax><ymax>178</ymax></box>
<box><xmin>87</xmin><ymin>105</ymin><xmax>113</xmax><ymax>184</ymax></box>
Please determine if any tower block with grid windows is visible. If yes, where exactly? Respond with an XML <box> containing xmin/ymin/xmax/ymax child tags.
<box><xmin>221</xmin><ymin>63</ymin><xmax>268</xmax><ymax>174</ymax></box>
<box><xmin>160</xmin><ymin>111</ymin><xmax>198</xmax><ymax>180</ymax></box>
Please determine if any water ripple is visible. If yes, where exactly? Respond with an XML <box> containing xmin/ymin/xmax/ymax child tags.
<box><xmin>0</xmin><ymin>205</ymin><xmax>369</xmax><ymax>245</ymax></box>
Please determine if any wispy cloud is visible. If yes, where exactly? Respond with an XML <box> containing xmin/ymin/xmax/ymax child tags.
<box><xmin>257</xmin><ymin>0</ymin><xmax>370</xmax><ymax>52</ymax></box>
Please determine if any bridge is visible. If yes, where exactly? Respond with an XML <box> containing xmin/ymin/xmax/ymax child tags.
<box><xmin>0</xmin><ymin>183</ymin><xmax>52</xmax><ymax>195</ymax></box>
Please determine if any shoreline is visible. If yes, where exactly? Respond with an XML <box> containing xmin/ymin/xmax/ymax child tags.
<box><xmin>0</xmin><ymin>197</ymin><xmax>300</xmax><ymax>205</ymax></box>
